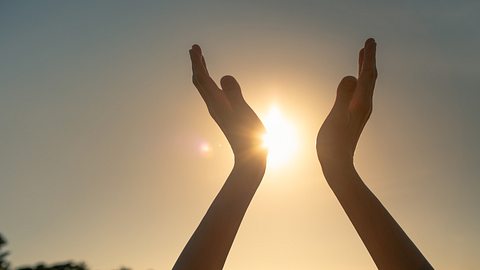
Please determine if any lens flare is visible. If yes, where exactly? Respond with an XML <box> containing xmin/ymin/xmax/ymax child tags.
<box><xmin>261</xmin><ymin>106</ymin><xmax>298</xmax><ymax>168</ymax></box>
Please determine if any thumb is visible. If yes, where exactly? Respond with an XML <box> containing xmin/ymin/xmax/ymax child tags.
<box><xmin>333</xmin><ymin>76</ymin><xmax>357</xmax><ymax>111</ymax></box>
<box><xmin>221</xmin><ymin>75</ymin><xmax>246</xmax><ymax>107</ymax></box>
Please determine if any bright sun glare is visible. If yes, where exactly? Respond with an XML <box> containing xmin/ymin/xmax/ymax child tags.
<box><xmin>262</xmin><ymin>106</ymin><xmax>298</xmax><ymax>168</ymax></box>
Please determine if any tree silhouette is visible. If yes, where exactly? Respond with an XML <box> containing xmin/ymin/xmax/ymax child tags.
<box><xmin>0</xmin><ymin>233</ymin><xmax>131</xmax><ymax>270</ymax></box>
<box><xmin>0</xmin><ymin>233</ymin><xmax>11</xmax><ymax>270</ymax></box>
<box><xmin>16</xmin><ymin>262</ymin><xmax>87</xmax><ymax>270</ymax></box>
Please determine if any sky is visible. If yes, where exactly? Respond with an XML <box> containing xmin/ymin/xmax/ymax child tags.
<box><xmin>0</xmin><ymin>0</ymin><xmax>479</xmax><ymax>269</ymax></box>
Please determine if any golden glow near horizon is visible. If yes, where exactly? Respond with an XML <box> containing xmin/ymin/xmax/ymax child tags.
<box><xmin>261</xmin><ymin>105</ymin><xmax>298</xmax><ymax>168</ymax></box>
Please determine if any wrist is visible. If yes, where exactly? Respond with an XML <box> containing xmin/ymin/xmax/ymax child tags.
<box><xmin>319</xmin><ymin>155</ymin><xmax>355</xmax><ymax>175</ymax></box>
<box><xmin>229</xmin><ymin>157</ymin><xmax>266</xmax><ymax>190</ymax></box>
<box><xmin>319</xmin><ymin>158</ymin><xmax>360</xmax><ymax>191</ymax></box>
<box><xmin>233</xmin><ymin>152</ymin><xmax>267</xmax><ymax>175</ymax></box>
<box><xmin>318</xmin><ymin>153</ymin><xmax>354</xmax><ymax>168</ymax></box>
<box><xmin>234</xmin><ymin>156</ymin><xmax>266</xmax><ymax>172</ymax></box>
<box><xmin>234</xmin><ymin>146</ymin><xmax>267</xmax><ymax>166</ymax></box>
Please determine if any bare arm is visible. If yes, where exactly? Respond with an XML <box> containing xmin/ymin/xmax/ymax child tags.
<box><xmin>316</xmin><ymin>38</ymin><xmax>433</xmax><ymax>270</ymax></box>
<box><xmin>173</xmin><ymin>45</ymin><xmax>267</xmax><ymax>270</ymax></box>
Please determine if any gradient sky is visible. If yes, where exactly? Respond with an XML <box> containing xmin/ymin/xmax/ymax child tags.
<box><xmin>1</xmin><ymin>1</ymin><xmax>479</xmax><ymax>269</ymax></box>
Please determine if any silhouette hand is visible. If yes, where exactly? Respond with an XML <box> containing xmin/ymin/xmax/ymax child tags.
<box><xmin>189</xmin><ymin>45</ymin><xmax>266</xmax><ymax>163</ymax></box>
<box><xmin>317</xmin><ymin>38</ymin><xmax>377</xmax><ymax>165</ymax></box>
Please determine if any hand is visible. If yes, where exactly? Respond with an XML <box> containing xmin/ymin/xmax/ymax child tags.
<box><xmin>174</xmin><ymin>45</ymin><xmax>267</xmax><ymax>270</ymax></box>
<box><xmin>189</xmin><ymin>45</ymin><xmax>267</xmax><ymax>163</ymax></box>
<box><xmin>315</xmin><ymin>39</ymin><xmax>433</xmax><ymax>270</ymax></box>
<box><xmin>316</xmin><ymin>38</ymin><xmax>377</xmax><ymax>165</ymax></box>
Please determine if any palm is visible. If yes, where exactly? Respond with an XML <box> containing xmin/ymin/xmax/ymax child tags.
<box><xmin>189</xmin><ymin>45</ymin><xmax>266</xmax><ymax>158</ymax></box>
<box><xmin>317</xmin><ymin>39</ymin><xmax>377</xmax><ymax>164</ymax></box>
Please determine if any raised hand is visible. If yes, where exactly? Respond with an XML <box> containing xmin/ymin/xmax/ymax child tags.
<box><xmin>316</xmin><ymin>38</ymin><xmax>377</xmax><ymax>165</ymax></box>
<box><xmin>316</xmin><ymin>39</ymin><xmax>433</xmax><ymax>270</ymax></box>
<box><xmin>189</xmin><ymin>45</ymin><xmax>266</xmax><ymax>162</ymax></box>
<box><xmin>174</xmin><ymin>45</ymin><xmax>267</xmax><ymax>270</ymax></box>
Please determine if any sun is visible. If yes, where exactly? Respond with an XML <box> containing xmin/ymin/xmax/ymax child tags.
<box><xmin>261</xmin><ymin>105</ymin><xmax>298</xmax><ymax>168</ymax></box>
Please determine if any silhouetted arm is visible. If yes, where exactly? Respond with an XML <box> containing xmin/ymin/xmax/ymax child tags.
<box><xmin>173</xmin><ymin>45</ymin><xmax>267</xmax><ymax>270</ymax></box>
<box><xmin>316</xmin><ymin>38</ymin><xmax>433</xmax><ymax>270</ymax></box>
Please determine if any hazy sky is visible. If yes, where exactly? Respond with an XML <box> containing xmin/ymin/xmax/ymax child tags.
<box><xmin>1</xmin><ymin>1</ymin><xmax>479</xmax><ymax>269</ymax></box>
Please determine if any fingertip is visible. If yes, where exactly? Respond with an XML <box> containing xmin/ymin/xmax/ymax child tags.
<box><xmin>362</xmin><ymin>38</ymin><xmax>377</xmax><ymax>65</ymax></box>
<box><xmin>365</xmin><ymin>38</ymin><xmax>376</xmax><ymax>45</ymax></box>
<box><xmin>364</xmin><ymin>38</ymin><xmax>377</xmax><ymax>53</ymax></box>
<box><xmin>190</xmin><ymin>45</ymin><xmax>203</xmax><ymax>61</ymax></box>
<box><xmin>221</xmin><ymin>75</ymin><xmax>235</xmax><ymax>83</ymax></box>
<box><xmin>220</xmin><ymin>75</ymin><xmax>239</xmax><ymax>89</ymax></box>
<box><xmin>190</xmin><ymin>45</ymin><xmax>205</xmax><ymax>74</ymax></box>
<box><xmin>334</xmin><ymin>76</ymin><xmax>357</xmax><ymax>109</ymax></box>
<box><xmin>339</xmin><ymin>76</ymin><xmax>357</xmax><ymax>89</ymax></box>
<box><xmin>192</xmin><ymin>44</ymin><xmax>202</xmax><ymax>53</ymax></box>
<box><xmin>221</xmin><ymin>75</ymin><xmax>244</xmax><ymax>105</ymax></box>
<box><xmin>343</xmin><ymin>75</ymin><xmax>358</xmax><ymax>82</ymax></box>
<box><xmin>337</xmin><ymin>76</ymin><xmax>357</xmax><ymax>98</ymax></box>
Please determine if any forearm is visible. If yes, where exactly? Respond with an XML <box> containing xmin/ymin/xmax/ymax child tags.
<box><xmin>173</xmin><ymin>158</ymin><xmax>265</xmax><ymax>270</ymax></box>
<box><xmin>321</xmin><ymin>161</ymin><xmax>433</xmax><ymax>270</ymax></box>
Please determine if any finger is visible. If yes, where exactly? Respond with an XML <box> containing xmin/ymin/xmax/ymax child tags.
<box><xmin>358</xmin><ymin>38</ymin><xmax>377</xmax><ymax>95</ymax></box>
<box><xmin>220</xmin><ymin>75</ymin><xmax>246</xmax><ymax>107</ymax></box>
<box><xmin>190</xmin><ymin>44</ymin><xmax>208</xmax><ymax>75</ymax></box>
<box><xmin>191</xmin><ymin>44</ymin><xmax>211</xmax><ymax>75</ymax></box>
<box><xmin>333</xmin><ymin>76</ymin><xmax>357</xmax><ymax>112</ymax></box>
<box><xmin>358</xmin><ymin>48</ymin><xmax>364</xmax><ymax>78</ymax></box>
<box><xmin>189</xmin><ymin>47</ymin><xmax>211</xmax><ymax>101</ymax></box>
<box><xmin>362</xmin><ymin>38</ymin><xmax>377</xmax><ymax>76</ymax></box>
<box><xmin>201</xmin><ymin>56</ymin><xmax>209</xmax><ymax>75</ymax></box>
<box><xmin>189</xmin><ymin>45</ymin><xmax>220</xmax><ymax>100</ymax></box>
<box><xmin>192</xmin><ymin>44</ymin><xmax>213</xmax><ymax>78</ymax></box>
<box><xmin>190</xmin><ymin>45</ymin><xmax>219</xmax><ymax>90</ymax></box>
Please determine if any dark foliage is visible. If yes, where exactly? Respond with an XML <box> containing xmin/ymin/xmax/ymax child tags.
<box><xmin>0</xmin><ymin>234</ymin><xmax>10</xmax><ymax>270</ymax></box>
<box><xmin>0</xmin><ymin>233</ymin><xmax>129</xmax><ymax>270</ymax></box>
